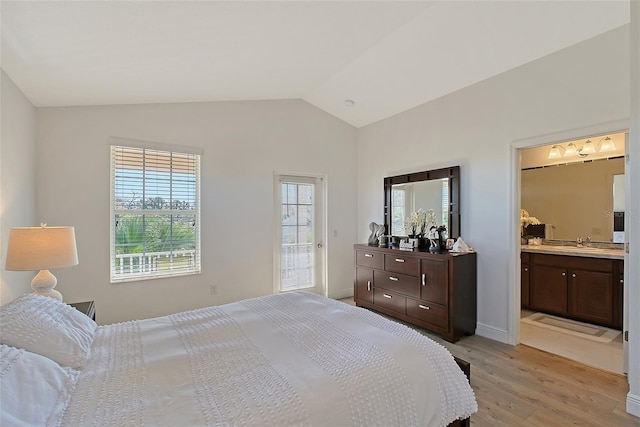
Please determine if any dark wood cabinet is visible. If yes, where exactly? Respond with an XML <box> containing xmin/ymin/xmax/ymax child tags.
<box><xmin>355</xmin><ymin>267</ymin><xmax>374</xmax><ymax>304</ymax></box>
<box><xmin>522</xmin><ymin>252</ymin><xmax>623</xmax><ymax>329</ymax></box>
<box><xmin>530</xmin><ymin>264</ymin><xmax>568</xmax><ymax>315</ymax></box>
<box><xmin>354</xmin><ymin>244</ymin><xmax>476</xmax><ymax>342</ymax></box>
<box><xmin>521</xmin><ymin>253</ymin><xmax>530</xmax><ymax>308</ymax></box>
<box><xmin>568</xmin><ymin>269</ymin><xmax>614</xmax><ymax>325</ymax></box>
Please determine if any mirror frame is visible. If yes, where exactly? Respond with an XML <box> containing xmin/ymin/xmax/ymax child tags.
<box><xmin>384</xmin><ymin>165</ymin><xmax>460</xmax><ymax>239</ymax></box>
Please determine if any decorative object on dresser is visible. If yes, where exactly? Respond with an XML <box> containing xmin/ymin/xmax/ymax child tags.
<box><xmin>367</xmin><ymin>222</ymin><xmax>385</xmax><ymax>246</ymax></box>
<box><xmin>354</xmin><ymin>244</ymin><xmax>477</xmax><ymax>343</ymax></box>
<box><xmin>4</xmin><ymin>224</ymin><xmax>79</xmax><ymax>301</ymax></box>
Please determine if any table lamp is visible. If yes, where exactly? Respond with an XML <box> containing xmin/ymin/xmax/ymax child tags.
<box><xmin>4</xmin><ymin>224</ymin><xmax>78</xmax><ymax>301</ymax></box>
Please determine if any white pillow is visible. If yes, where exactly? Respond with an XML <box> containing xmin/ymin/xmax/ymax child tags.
<box><xmin>0</xmin><ymin>344</ymin><xmax>79</xmax><ymax>426</ymax></box>
<box><xmin>0</xmin><ymin>294</ymin><xmax>97</xmax><ymax>368</ymax></box>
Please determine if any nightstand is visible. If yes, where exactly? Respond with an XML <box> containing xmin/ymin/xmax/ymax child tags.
<box><xmin>69</xmin><ymin>301</ymin><xmax>96</xmax><ymax>321</ymax></box>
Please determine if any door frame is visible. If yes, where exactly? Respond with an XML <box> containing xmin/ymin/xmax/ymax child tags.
<box><xmin>272</xmin><ymin>171</ymin><xmax>328</xmax><ymax>296</ymax></box>
<box><xmin>508</xmin><ymin>119</ymin><xmax>629</xmax><ymax>354</ymax></box>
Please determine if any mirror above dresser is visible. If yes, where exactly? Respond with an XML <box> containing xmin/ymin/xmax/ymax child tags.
<box><xmin>384</xmin><ymin>166</ymin><xmax>460</xmax><ymax>239</ymax></box>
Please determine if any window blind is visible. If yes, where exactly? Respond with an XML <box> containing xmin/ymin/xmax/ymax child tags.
<box><xmin>110</xmin><ymin>144</ymin><xmax>201</xmax><ymax>282</ymax></box>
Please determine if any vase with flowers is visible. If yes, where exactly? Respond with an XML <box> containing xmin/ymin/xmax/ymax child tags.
<box><xmin>403</xmin><ymin>209</ymin><xmax>440</xmax><ymax>249</ymax></box>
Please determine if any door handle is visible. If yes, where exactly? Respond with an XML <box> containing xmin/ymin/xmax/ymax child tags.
<box><xmin>422</xmin><ymin>273</ymin><xmax>426</xmax><ymax>286</ymax></box>
<box><xmin>317</xmin><ymin>243</ymin><xmax>323</xmax><ymax>248</ymax></box>
<box><xmin>367</xmin><ymin>280</ymin><xmax>371</xmax><ymax>292</ymax></box>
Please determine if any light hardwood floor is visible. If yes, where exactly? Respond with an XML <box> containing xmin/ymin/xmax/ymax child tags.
<box><xmin>339</xmin><ymin>298</ymin><xmax>639</xmax><ymax>426</ymax></box>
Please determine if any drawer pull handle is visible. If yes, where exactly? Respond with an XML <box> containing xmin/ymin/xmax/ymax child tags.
<box><xmin>389</xmin><ymin>276</ymin><xmax>399</xmax><ymax>281</ymax></box>
<box><xmin>418</xmin><ymin>304</ymin><xmax>430</xmax><ymax>310</ymax></box>
<box><xmin>364</xmin><ymin>254</ymin><xmax>373</xmax><ymax>258</ymax></box>
<box><xmin>367</xmin><ymin>280</ymin><xmax>371</xmax><ymax>292</ymax></box>
<box><xmin>395</xmin><ymin>258</ymin><xmax>405</xmax><ymax>263</ymax></box>
<box><xmin>383</xmin><ymin>294</ymin><xmax>392</xmax><ymax>299</ymax></box>
<box><xmin>524</xmin><ymin>267</ymin><xmax>528</xmax><ymax>272</ymax></box>
<box><xmin>562</xmin><ymin>272</ymin><xmax>566</xmax><ymax>277</ymax></box>
<box><xmin>422</xmin><ymin>273</ymin><xmax>426</xmax><ymax>286</ymax></box>
<box><xmin>620</xmin><ymin>279</ymin><xmax>624</xmax><ymax>284</ymax></box>
<box><xmin>572</xmin><ymin>273</ymin><xmax>576</xmax><ymax>278</ymax></box>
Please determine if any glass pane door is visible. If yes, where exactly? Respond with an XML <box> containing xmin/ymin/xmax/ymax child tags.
<box><xmin>275</xmin><ymin>175</ymin><xmax>325</xmax><ymax>294</ymax></box>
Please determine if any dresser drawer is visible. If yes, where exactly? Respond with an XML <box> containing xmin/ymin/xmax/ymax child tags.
<box><xmin>406</xmin><ymin>298</ymin><xmax>448</xmax><ymax>329</ymax></box>
<box><xmin>373</xmin><ymin>288</ymin><xmax>406</xmax><ymax>314</ymax></box>
<box><xmin>373</xmin><ymin>270</ymin><xmax>420</xmax><ymax>298</ymax></box>
<box><xmin>356</xmin><ymin>250</ymin><xmax>384</xmax><ymax>270</ymax></box>
<box><xmin>384</xmin><ymin>254</ymin><xmax>419</xmax><ymax>276</ymax></box>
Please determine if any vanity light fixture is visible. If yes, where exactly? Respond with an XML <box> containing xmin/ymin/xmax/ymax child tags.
<box><xmin>580</xmin><ymin>139</ymin><xmax>596</xmax><ymax>156</ymax></box>
<box><xmin>548</xmin><ymin>135</ymin><xmax>616</xmax><ymax>159</ymax></box>
<box><xmin>598</xmin><ymin>136</ymin><xmax>616</xmax><ymax>152</ymax></box>
<box><xmin>564</xmin><ymin>142</ymin><xmax>578</xmax><ymax>157</ymax></box>
<box><xmin>547</xmin><ymin>145</ymin><xmax>565</xmax><ymax>159</ymax></box>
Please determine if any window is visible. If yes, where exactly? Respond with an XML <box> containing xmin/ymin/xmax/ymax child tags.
<box><xmin>392</xmin><ymin>185</ymin><xmax>407</xmax><ymax>235</ymax></box>
<box><xmin>441</xmin><ymin>178</ymin><xmax>449</xmax><ymax>229</ymax></box>
<box><xmin>110</xmin><ymin>142</ymin><xmax>201</xmax><ymax>282</ymax></box>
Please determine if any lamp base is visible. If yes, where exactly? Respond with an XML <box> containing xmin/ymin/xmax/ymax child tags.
<box><xmin>31</xmin><ymin>270</ymin><xmax>63</xmax><ymax>301</ymax></box>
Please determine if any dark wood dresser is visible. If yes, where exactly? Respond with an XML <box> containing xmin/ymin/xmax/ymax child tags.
<box><xmin>354</xmin><ymin>244</ymin><xmax>477</xmax><ymax>342</ymax></box>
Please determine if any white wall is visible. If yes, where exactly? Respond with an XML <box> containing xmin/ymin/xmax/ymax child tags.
<box><xmin>356</xmin><ymin>26</ymin><xmax>630</xmax><ymax>342</ymax></box>
<box><xmin>0</xmin><ymin>70</ymin><xmax>37</xmax><ymax>304</ymax></box>
<box><xmin>36</xmin><ymin>99</ymin><xmax>357</xmax><ymax>324</ymax></box>
<box><xmin>626</xmin><ymin>0</ymin><xmax>639</xmax><ymax>418</ymax></box>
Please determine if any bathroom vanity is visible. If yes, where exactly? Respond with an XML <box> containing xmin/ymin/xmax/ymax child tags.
<box><xmin>521</xmin><ymin>245</ymin><xmax>624</xmax><ymax>330</ymax></box>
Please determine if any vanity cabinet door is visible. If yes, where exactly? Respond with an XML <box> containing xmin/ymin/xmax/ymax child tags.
<box><xmin>420</xmin><ymin>258</ymin><xmax>448</xmax><ymax>306</ymax></box>
<box><xmin>530</xmin><ymin>265</ymin><xmax>568</xmax><ymax>315</ymax></box>
<box><xmin>521</xmin><ymin>253</ymin><xmax>530</xmax><ymax>308</ymax></box>
<box><xmin>355</xmin><ymin>267</ymin><xmax>374</xmax><ymax>303</ymax></box>
<box><xmin>568</xmin><ymin>270</ymin><xmax>614</xmax><ymax>326</ymax></box>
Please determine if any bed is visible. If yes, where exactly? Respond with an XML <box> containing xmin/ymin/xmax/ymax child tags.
<box><xmin>0</xmin><ymin>291</ymin><xmax>477</xmax><ymax>426</ymax></box>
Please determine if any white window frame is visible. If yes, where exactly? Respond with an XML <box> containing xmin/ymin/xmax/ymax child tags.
<box><xmin>109</xmin><ymin>137</ymin><xmax>202</xmax><ymax>283</ymax></box>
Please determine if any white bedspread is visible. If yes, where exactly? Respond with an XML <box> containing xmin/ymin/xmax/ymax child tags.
<box><xmin>60</xmin><ymin>292</ymin><xmax>476</xmax><ymax>426</ymax></box>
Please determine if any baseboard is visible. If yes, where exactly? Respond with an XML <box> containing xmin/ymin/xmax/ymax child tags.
<box><xmin>627</xmin><ymin>393</ymin><xmax>640</xmax><ymax>418</ymax></box>
<box><xmin>328</xmin><ymin>288</ymin><xmax>353</xmax><ymax>300</ymax></box>
<box><xmin>476</xmin><ymin>322</ymin><xmax>510</xmax><ymax>344</ymax></box>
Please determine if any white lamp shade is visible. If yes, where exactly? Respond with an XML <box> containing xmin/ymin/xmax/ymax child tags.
<box><xmin>5</xmin><ymin>226</ymin><xmax>78</xmax><ymax>271</ymax></box>
<box><xmin>548</xmin><ymin>145</ymin><xmax>565</xmax><ymax>159</ymax></box>
<box><xmin>565</xmin><ymin>143</ymin><xmax>578</xmax><ymax>157</ymax></box>
<box><xmin>581</xmin><ymin>139</ymin><xmax>596</xmax><ymax>154</ymax></box>
<box><xmin>599</xmin><ymin>136</ymin><xmax>616</xmax><ymax>152</ymax></box>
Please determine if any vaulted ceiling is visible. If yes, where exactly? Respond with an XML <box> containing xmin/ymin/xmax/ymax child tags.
<box><xmin>1</xmin><ymin>1</ymin><xmax>630</xmax><ymax>128</ymax></box>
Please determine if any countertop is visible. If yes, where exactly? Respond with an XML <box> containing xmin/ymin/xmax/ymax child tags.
<box><xmin>521</xmin><ymin>244</ymin><xmax>624</xmax><ymax>260</ymax></box>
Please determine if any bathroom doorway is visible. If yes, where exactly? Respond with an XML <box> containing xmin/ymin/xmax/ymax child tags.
<box><xmin>511</xmin><ymin>125</ymin><xmax>629</xmax><ymax>376</ymax></box>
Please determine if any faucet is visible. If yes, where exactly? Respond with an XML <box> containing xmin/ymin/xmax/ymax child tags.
<box><xmin>577</xmin><ymin>237</ymin><xmax>583</xmax><ymax>248</ymax></box>
<box><xmin>585</xmin><ymin>236</ymin><xmax>592</xmax><ymax>247</ymax></box>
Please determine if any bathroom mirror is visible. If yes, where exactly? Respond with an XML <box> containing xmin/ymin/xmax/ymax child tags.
<box><xmin>384</xmin><ymin>166</ymin><xmax>460</xmax><ymax>238</ymax></box>
<box><xmin>521</xmin><ymin>158</ymin><xmax>624</xmax><ymax>243</ymax></box>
